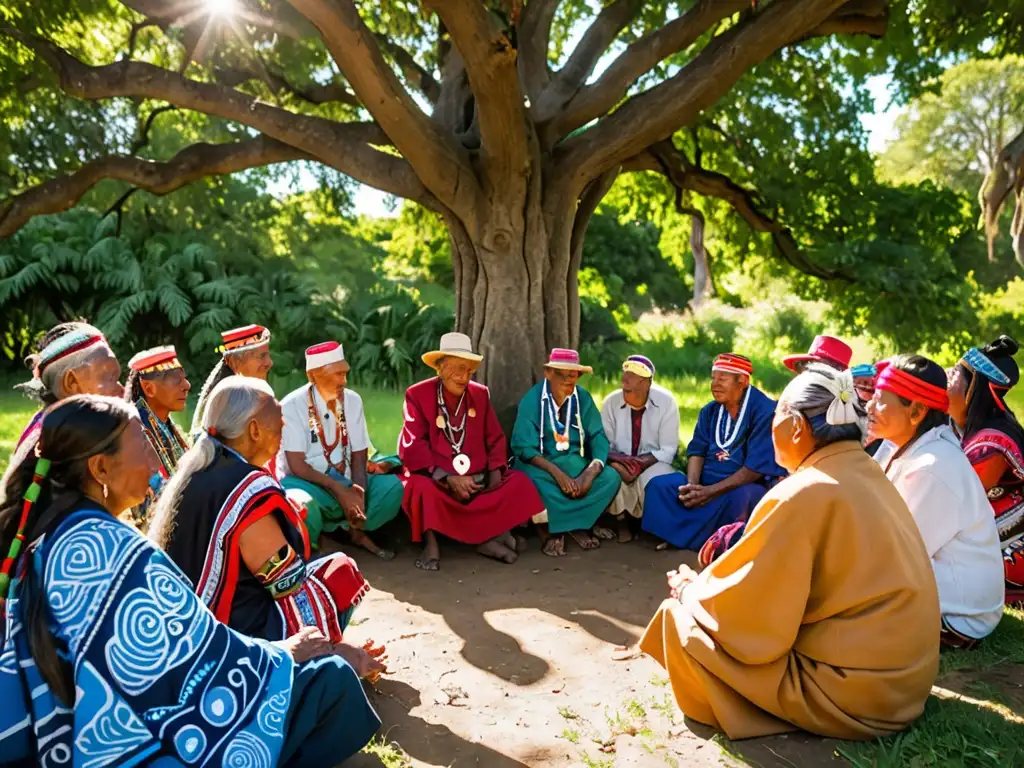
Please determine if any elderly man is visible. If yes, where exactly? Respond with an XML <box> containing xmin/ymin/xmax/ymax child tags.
<box><xmin>399</xmin><ymin>333</ymin><xmax>543</xmax><ymax>570</ymax></box>
<box><xmin>600</xmin><ymin>355</ymin><xmax>679</xmax><ymax>543</ymax></box>
<box><xmin>511</xmin><ymin>348</ymin><xmax>621</xmax><ymax>556</ymax></box>
<box><xmin>278</xmin><ymin>341</ymin><xmax>403</xmax><ymax>560</ymax></box>
<box><xmin>643</xmin><ymin>353</ymin><xmax>785</xmax><ymax>551</ymax></box>
<box><xmin>782</xmin><ymin>335</ymin><xmax>852</xmax><ymax>374</ymax></box>
<box><xmin>124</xmin><ymin>345</ymin><xmax>192</xmax><ymax>525</ymax></box>
<box><xmin>192</xmin><ymin>324</ymin><xmax>274</xmax><ymax>436</ymax></box>
<box><xmin>12</xmin><ymin>321</ymin><xmax>122</xmax><ymax>455</ymax></box>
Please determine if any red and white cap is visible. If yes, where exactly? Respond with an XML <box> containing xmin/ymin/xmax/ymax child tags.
<box><xmin>305</xmin><ymin>341</ymin><xmax>346</xmax><ymax>371</ymax></box>
<box><xmin>128</xmin><ymin>345</ymin><xmax>182</xmax><ymax>374</ymax></box>
<box><xmin>217</xmin><ymin>324</ymin><xmax>271</xmax><ymax>355</ymax></box>
<box><xmin>712</xmin><ymin>353</ymin><xmax>754</xmax><ymax>377</ymax></box>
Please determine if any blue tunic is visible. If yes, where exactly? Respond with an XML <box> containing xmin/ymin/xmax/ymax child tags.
<box><xmin>0</xmin><ymin>507</ymin><xmax>380</xmax><ymax>767</ymax></box>
<box><xmin>642</xmin><ymin>386</ymin><xmax>785</xmax><ymax>550</ymax></box>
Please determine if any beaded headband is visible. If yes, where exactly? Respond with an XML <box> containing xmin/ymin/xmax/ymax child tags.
<box><xmin>37</xmin><ymin>329</ymin><xmax>107</xmax><ymax>375</ymax></box>
<box><xmin>960</xmin><ymin>347</ymin><xmax>1012</xmax><ymax>387</ymax></box>
<box><xmin>850</xmin><ymin>364</ymin><xmax>878</xmax><ymax>379</ymax></box>
<box><xmin>712</xmin><ymin>353</ymin><xmax>753</xmax><ymax>377</ymax></box>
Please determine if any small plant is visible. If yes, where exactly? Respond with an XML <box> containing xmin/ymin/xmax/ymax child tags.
<box><xmin>560</xmin><ymin>728</ymin><xmax>581</xmax><ymax>744</ymax></box>
<box><xmin>558</xmin><ymin>706</ymin><xmax>580</xmax><ymax>720</ymax></box>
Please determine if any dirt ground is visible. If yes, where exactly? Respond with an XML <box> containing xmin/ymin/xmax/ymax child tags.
<box><xmin>336</xmin><ymin>531</ymin><xmax>850</xmax><ymax>768</ymax></box>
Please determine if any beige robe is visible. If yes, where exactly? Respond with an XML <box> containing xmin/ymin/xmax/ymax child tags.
<box><xmin>641</xmin><ymin>441</ymin><xmax>940</xmax><ymax>740</ymax></box>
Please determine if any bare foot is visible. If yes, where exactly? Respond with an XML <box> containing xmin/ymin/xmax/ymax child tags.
<box><xmin>350</xmin><ymin>528</ymin><xmax>396</xmax><ymax>560</ymax></box>
<box><xmin>617</xmin><ymin>518</ymin><xmax>634</xmax><ymax>544</ymax></box>
<box><xmin>592</xmin><ymin>525</ymin><xmax>615</xmax><ymax>541</ymax></box>
<box><xmin>477</xmin><ymin>538</ymin><xmax>518</xmax><ymax>564</ymax></box>
<box><xmin>611</xmin><ymin>644</ymin><xmax>643</xmax><ymax>661</ymax></box>
<box><xmin>415</xmin><ymin>531</ymin><xmax>441</xmax><ymax>571</ymax></box>
<box><xmin>568</xmin><ymin>529</ymin><xmax>601</xmax><ymax>550</ymax></box>
<box><xmin>542</xmin><ymin>535</ymin><xmax>565</xmax><ymax>557</ymax></box>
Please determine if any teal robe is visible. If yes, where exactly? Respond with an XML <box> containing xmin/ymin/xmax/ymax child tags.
<box><xmin>511</xmin><ymin>382</ymin><xmax>621</xmax><ymax>533</ymax></box>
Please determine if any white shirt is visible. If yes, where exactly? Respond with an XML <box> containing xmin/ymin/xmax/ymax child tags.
<box><xmin>600</xmin><ymin>383</ymin><xmax>680</xmax><ymax>465</ymax></box>
<box><xmin>278</xmin><ymin>384</ymin><xmax>370</xmax><ymax>481</ymax></box>
<box><xmin>875</xmin><ymin>425</ymin><xmax>1004</xmax><ymax>639</ymax></box>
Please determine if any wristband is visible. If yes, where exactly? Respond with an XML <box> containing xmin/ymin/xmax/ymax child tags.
<box><xmin>589</xmin><ymin>459</ymin><xmax>605</xmax><ymax>471</ymax></box>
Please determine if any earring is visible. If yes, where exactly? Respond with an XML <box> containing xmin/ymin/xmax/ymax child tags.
<box><xmin>102</xmin><ymin>484</ymin><xmax>109</xmax><ymax>500</ymax></box>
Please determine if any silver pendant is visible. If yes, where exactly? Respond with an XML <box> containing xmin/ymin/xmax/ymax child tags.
<box><xmin>715</xmin><ymin>449</ymin><xmax>730</xmax><ymax>462</ymax></box>
<box><xmin>453</xmin><ymin>453</ymin><xmax>471</xmax><ymax>476</ymax></box>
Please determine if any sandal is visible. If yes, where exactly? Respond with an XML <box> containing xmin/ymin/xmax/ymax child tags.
<box><xmin>414</xmin><ymin>557</ymin><xmax>440</xmax><ymax>571</ymax></box>
<box><xmin>568</xmin><ymin>530</ymin><xmax>600</xmax><ymax>550</ymax></box>
<box><xmin>542</xmin><ymin>536</ymin><xmax>566</xmax><ymax>557</ymax></box>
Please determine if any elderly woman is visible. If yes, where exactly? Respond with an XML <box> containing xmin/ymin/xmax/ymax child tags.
<box><xmin>869</xmin><ymin>355</ymin><xmax>1004</xmax><ymax>647</ymax></box>
<box><xmin>947</xmin><ymin>336</ymin><xmax>1024</xmax><ymax>604</ymax></box>
<box><xmin>511</xmin><ymin>349</ymin><xmax>621</xmax><ymax>556</ymax></box>
<box><xmin>0</xmin><ymin>395</ymin><xmax>380</xmax><ymax>766</ymax></box>
<box><xmin>191</xmin><ymin>324</ymin><xmax>274</xmax><ymax>437</ymax></box>
<box><xmin>399</xmin><ymin>333</ymin><xmax>543</xmax><ymax>571</ymax></box>
<box><xmin>151</xmin><ymin>377</ymin><xmax>385</xmax><ymax>679</ymax></box>
<box><xmin>641</xmin><ymin>364</ymin><xmax>939</xmax><ymax>740</ymax></box>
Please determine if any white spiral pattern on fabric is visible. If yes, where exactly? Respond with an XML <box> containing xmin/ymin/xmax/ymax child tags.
<box><xmin>222</xmin><ymin>730</ymin><xmax>273</xmax><ymax>768</ymax></box>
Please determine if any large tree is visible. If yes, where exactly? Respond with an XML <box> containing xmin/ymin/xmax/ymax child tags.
<box><xmin>0</xmin><ymin>0</ymin><xmax>981</xmax><ymax>416</ymax></box>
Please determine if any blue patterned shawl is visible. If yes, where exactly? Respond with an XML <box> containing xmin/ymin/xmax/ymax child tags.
<box><xmin>0</xmin><ymin>508</ymin><xmax>295</xmax><ymax>767</ymax></box>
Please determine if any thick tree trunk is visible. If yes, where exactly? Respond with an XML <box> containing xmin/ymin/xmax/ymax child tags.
<box><xmin>443</xmin><ymin>164</ymin><xmax>602</xmax><ymax>432</ymax></box>
<box><xmin>688</xmin><ymin>211</ymin><xmax>715</xmax><ymax>310</ymax></box>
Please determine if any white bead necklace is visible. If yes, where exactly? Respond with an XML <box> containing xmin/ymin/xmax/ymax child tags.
<box><xmin>714</xmin><ymin>386</ymin><xmax>751</xmax><ymax>452</ymax></box>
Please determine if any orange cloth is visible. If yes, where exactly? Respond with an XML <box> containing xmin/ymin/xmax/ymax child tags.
<box><xmin>640</xmin><ymin>441</ymin><xmax>940</xmax><ymax>740</ymax></box>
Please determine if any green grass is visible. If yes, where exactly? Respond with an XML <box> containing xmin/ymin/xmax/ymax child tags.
<box><xmin>4</xmin><ymin>376</ymin><xmax>1024</xmax><ymax>767</ymax></box>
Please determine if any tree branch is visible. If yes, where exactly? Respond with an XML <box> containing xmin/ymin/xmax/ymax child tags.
<box><xmin>518</xmin><ymin>0</ymin><xmax>559</xmax><ymax>103</ymax></box>
<box><xmin>799</xmin><ymin>0</ymin><xmax>888</xmax><ymax>40</ymax></box>
<box><xmin>2</xmin><ymin>26</ymin><xmax>435</xmax><ymax>208</ymax></box>
<box><xmin>285</xmin><ymin>0</ymin><xmax>477</xmax><ymax>216</ymax></box>
<box><xmin>131</xmin><ymin>105</ymin><xmax>178</xmax><ymax>154</ymax></box>
<box><xmin>558</xmin><ymin>0</ymin><xmax>849</xmax><ymax>187</ymax></box>
<box><xmin>213</xmin><ymin>63</ymin><xmax>360</xmax><ymax>106</ymax></box>
<box><xmin>533</xmin><ymin>0</ymin><xmax>641</xmax><ymax>124</ymax></box>
<box><xmin>0</xmin><ymin>136</ymin><xmax>304</xmax><ymax>238</ymax></box>
<box><xmin>623</xmin><ymin>140</ymin><xmax>849</xmax><ymax>281</ymax></box>
<box><xmin>546</xmin><ymin>0</ymin><xmax>749</xmax><ymax>142</ymax></box>
<box><xmin>424</xmin><ymin>0</ymin><xmax>529</xmax><ymax>190</ymax></box>
<box><xmin>980</xmin><ymin>126</ymin><xmax>1024</xmax><ymax>265</ymax></box>
<box><xmin>374</xmin><ymin>34</ymin><xmax>441</xmax><ymax>103</ymax></box>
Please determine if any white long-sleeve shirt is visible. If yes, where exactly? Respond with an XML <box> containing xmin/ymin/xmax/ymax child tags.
<box><xmin>875</xmin><ymin>425</ymin><xmax>1004</xmax><ymax>639</ymax></box>
<box><xmin>601</xmin><ymin>383</ymin><xmax>680</xmax><ymax>465</ymax></box>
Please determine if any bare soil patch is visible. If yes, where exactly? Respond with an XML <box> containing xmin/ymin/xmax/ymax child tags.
<box><xmin>338</xmin><ymin>533</ymin><xmax>849</xmax><ymax>767</ymax></box>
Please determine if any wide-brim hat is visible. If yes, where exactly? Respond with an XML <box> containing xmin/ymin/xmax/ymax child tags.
<box><xmin>544</xmin><ymin>348</ymin><xmax>593</xmax><ymax>374</ymax></box>
<box><xmin>422</xmin><ymin>332</ymin><xmax>483</xmax><ymax>370</ymax></box>
<box><xmin>783</xmin><ymin>335</ymin><xmax>852</xmax><ymax>372</ymax></box>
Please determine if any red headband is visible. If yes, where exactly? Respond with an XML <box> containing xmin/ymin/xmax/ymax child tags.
<box><xmin>876</xmin><ymin>366</ymin><xmax>949</xmax><ymax>413</ymax></box>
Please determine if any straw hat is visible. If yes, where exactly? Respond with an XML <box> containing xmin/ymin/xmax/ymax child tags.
<box><xmin>544</xmin><ymin>348</ymin><xmax>593</xmax><ymax>374</ymax></box>
<box><xmin>422</xmin><ymin>332</ymin><xmax>484</xmax><ymax>370</ymax></box>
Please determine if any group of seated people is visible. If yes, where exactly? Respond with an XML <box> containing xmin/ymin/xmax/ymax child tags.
<box><xmin>1</xmin><ymin>317</ymin><xmax>1022</xmax><ymax>761</ymax></box>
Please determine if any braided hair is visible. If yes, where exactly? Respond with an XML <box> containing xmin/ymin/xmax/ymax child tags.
<box><xmin>961</xmin><ymin>335</ymin><xmax>1024</xmax><ymax>449</ymax></box>
<box><xmin>189</xmin><ymin>359</ymin><xmax>234</xmax><ymax>436</ymax></box>
<box><xmin>0</xmin><ymin>396</ymin><xmax>133</xmax><ymax>705</ymax></box>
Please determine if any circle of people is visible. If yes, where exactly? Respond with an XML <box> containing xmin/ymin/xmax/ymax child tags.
<box><xmin>1</xmin><ymin>320</ymin><xmax>1022</xmax><ymax>764</ymax></box>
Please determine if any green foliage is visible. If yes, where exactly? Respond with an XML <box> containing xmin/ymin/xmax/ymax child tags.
<box><xmin>880</xmin><ymin>56</ymin><xmax>1024</xmax><ymax>193</ymax></box>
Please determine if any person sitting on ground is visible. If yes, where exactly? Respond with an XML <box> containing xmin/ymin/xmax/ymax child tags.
<box><xmin>869</xmin><ymin>354</ymin><xmax>1003</xmax><ymax>648</ymax></box>
<box><xmin>851</xmin><ymin>362</ymin><xmax>884</xmax><ymax>456</ymax></box>
<box><xmin>399</xmin><ymin>333</ymin><xmax>543</xmax><ymax>571</ymax></box>
<box><xmin>600</xmin><ymin>355</ymin><xmax>679</xmax><ymax>543</ymax></box>
<box><xmin>0</xmin><ymin>395</ymin><xmax>380</xmax><ymax>766</ymax></box>
<box><xmin>948</xmin><ymin>335</ymin><xmax>1024</xmax><ymax>604</ymax></box>
<box><xmin>510</xmin><ymin>348</ymin><xmax>621</xmax><ymax>556</ymax></box>
<box><xmin>277</xmin><ymin>342</ymin><xmax>403</xmax><ymax>559</ymax></box>
<box><xmin>643</xmin><ymin>354</ymin><xmax>784</xmax><ymax>552</ymax></box>
<box><xmin>782</xmin><ymin>334</ymin><xmax>853</xmax><ymax>374</ymax></box>
<box><xmin>151</xmin><ymin>377</ymin><xmax>385</xmax><ymax>679</ymax></box>
<box><xmin>123</xmin><ymin>345</ymin><xmax>191</xmax><ymax>525</ymax></box>
<box><xmin>11</xmin><ymin>321</ymin><xmax>121</xmax><ymax>457</ymax></box>
<box><xmin>640</xmin><ymin>364</ymin><xmax>939</xmax><ymax>741</ymax></box>
<box><xmin>191</xmin><ymin>324</ymin><xmax>274</xmax><ymax>437</ymax></box>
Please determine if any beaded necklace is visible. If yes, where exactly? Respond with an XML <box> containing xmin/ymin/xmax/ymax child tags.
<box><xmin>540</xmin><ymin>380</ymin><xmax>585</xmax><ymax>457</ymax></box>
<box><xmin>307</xmin><ymin>385</ymin><xmax>349</xmax><ymax>475</ymax></box>
<box><xmin>137</xmin><ymin>399</ymin><xmax>188</xmax><ymax>477</ymax></box>
<box><xmin>714</xmin><ymin>386</ymin><xmax>751</xmax><ymax>456</ymax></box>
<box><xmin>436</xmin><ymin>380</ymin><xmax>468</xmax><ymax>456</ymax></box>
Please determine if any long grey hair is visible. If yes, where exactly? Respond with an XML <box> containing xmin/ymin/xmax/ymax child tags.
<box><xmin>149</xmin><ymin>376</ymin><xmax>275</xmax><ymax>549</ymax></box>
<box><xmin>778</xmin><ymin>363</ymin><xmax>867</xmax><ymax>448</ymax></box>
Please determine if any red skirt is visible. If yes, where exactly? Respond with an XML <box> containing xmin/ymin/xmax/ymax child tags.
<box><xmin>402</xmin><ymin>470</ymin><xmax>543</xmax><ymax>544</ymax></box>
